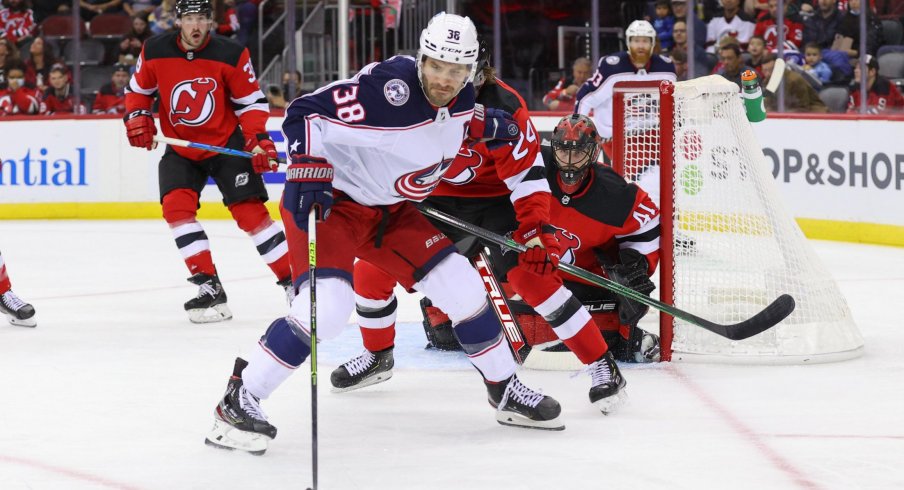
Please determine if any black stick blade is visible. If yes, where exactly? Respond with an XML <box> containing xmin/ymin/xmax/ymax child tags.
<box><xmin>694</xmin><ymin>294</ymin><xmax>796</xmax><ymax>341</ymax></box>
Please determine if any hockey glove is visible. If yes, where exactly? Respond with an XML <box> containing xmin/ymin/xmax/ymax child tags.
<box><xmin>603</xmin><ymin>248</ymin><xmax>656</xmax><ymax>327</ymax></box>
<box><xmin>124</xmin><ymin>109</ymin><xmax>157</xmax><ymax>150</ymax></box>
<box><xmin>514</xmin><ymin>223</ymin><xmax>561</xmax><ymax>275</ymax></box>
<box><xmin>283</xmin><ymin>154</ymin><xmax>334</xmax><ymax>232</ymax></box>
<box><xmin>467</xmin><ymin>103</ymin><xmax>520</xmax><ymax>149</ymax></box>
<box><xmin>244</xmin><ymin>133</ymin><xmax>279</xmax><ymax>173</ymax></box>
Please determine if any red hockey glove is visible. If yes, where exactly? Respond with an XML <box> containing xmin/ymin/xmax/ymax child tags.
<box><xmin>514</xmin><ymin>223</ymin><xmax>561</xmax><ymax>275</ymax></box>
<box><xmin>283</xmin><ymin>154</ymin><xmax>333</xmax><ymax>232</ymax></box>
<box><xmin>244</xmin><ymin>133</ymin><xmax>279</xmax><ymax>173</ymax></box>
<box><xmin>124</xmin><ymin>109</ymin><xmax>157</xmax><ymax>150</ymax></box>
<box><xmin>467</xmin><ymin>103</ymin><xmax>520</xmax><ymax>149</ymax></box>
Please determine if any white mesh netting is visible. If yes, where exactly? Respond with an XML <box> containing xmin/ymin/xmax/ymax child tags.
<box><xmin>617</xmin><ymin>76</ymin><xmax>863</xmax><ymax>364</ymax></box>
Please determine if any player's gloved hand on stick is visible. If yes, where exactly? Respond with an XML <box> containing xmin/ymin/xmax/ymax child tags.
<box><xmin>468</xmin><ymin>103</ymin><xmax>520</xmax><ymax>148</ymax></box>
<box><xmin>514</xmin><ymin>222</ymin><xmax>561</xmax><ymax>275</ymax></box>
<box><xmin>124</xmin><ymin>109</ymin><xmax>157</xmax><ymax>150</ymax></box>
<box><xmin>283</xmin><ymin>154</ymin><xmax>333</xmax><ymax>232</ymax></box>
<box><xmin>603</xmin><ymin>248</ymin><xmax>656</xmax><ymax>326</ymax></box>
<box><xmin>244</xmin><ymin>133</ymin><xmax>279</xmax><ymax>173</ymax></box>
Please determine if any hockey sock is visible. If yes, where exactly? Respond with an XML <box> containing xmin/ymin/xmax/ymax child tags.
<box><xmin>0</xmin><ymin>253</ymin><xmax>10</xmax><ymax>294</ymax></box>
<box><xmin>354</xmin><ymin>260</ymin><xmax>399</xmax><ymax>351</ymax></box>
<box><xmin>228</xmin><ymin>200</ymin><xmax>291</xmax><ymax>280</ymax></box>
<box><xmin>162</xmin><ymin>189</ymin><xmax>217</xmax><ymax>276</ymax></box>
<box><xmin>453</xmin><ymin>305</ymin><xmax>517</xmax><ymax>382</ymax></box>
<box><xmin>243</xmin><ymin>317</ymin><xmax>311</xmax><ymax>399</ymax></box>
<box><xmin>533</xmin><ymin>286</ymin><xmax>609</xmax><ymax>364</ymax></box>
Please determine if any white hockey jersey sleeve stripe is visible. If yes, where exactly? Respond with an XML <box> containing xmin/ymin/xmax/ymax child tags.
<box><xmin>128</xmin><ymin>77</ymin><xmax>155</xmax><ymax>96</ymax></box>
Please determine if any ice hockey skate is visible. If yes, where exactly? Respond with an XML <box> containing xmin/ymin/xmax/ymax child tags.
<box><xmin>184</xmin><ymin>273</ymin><xmax>232</xmax><ymax>323</ymax></box>
<box><xmin>0</xmin><ymin>290</ymin><xmax>36</xmax><ymax>327</ymax></box>
<box><xmin>486</xmin><ymin>374</ymin><xmax>564</xmax><ymax>431</ymax></box>
<box><xmin>330</xmin><ymin>347</ymin><xmax>394</xmax><ymax>393</ymax></box>
<box><xmin>205</xmin><ymin>358</ymin><xmax>277</xmax><ymax>455</ymax></box>
<box><xmin>587</xmin><ymin>352</ymin><xmax>627</xmax><ymax>414</ymax></box>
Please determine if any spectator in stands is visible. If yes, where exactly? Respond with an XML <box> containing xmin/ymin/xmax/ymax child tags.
<box><xmin>652</xmin><ymin>0</ymin><xmax>675</xmax><ymax>52</ymax></box>
<box><xmin>234</xmin><ymin>0</ymin><xmax>262</xmax><ymax>49</ymax></box>
<box><xmin>92</xmin><ymin>63</ymin><xmax>128</xmax><ymax>114</ymax></box>
<box><xmin>848</xmin><ymin>54</ymin><xmax>904</xmax><ymax>113</ymax></box>
<box><xmin>671</xmin><ymin>19</ymin><xmax>709</xmax><ymax>78</ymax></box>
<box><xmin>149</xmin><ymin>0</ymin><xmax>175</xmax><ymax>34</ymax></box>
<box><xmin>743</xmin><ymin>0</ymin><xmax>769</xmax><ymax>18</ymax></box>
<box><xmin>281</xmin><ymin>69</ymin><xmax>306</xmax><ymax>99</ymax></box>
<box><xmin>43</xmin><ymin>64</ymin><xmax>86</xmax><ymax>114</ymax></box>
<box><xmin>23</xmin><ymin>35</ymin><xmax>55</xmax><ymax>90</ymax></box>
<box><xmin>0</xmin><ymin>37</ymin><xmax>20</xmax><ymax>85</ymax></box>
<box><xmin>123</xmin><ymin>0</ymin><xmax>158</xmax><ymax>17</ymax></box>
<box><xmin>804</xmin><ymin>0</ymin><xmax>842</xmax><ymax>49</ymax></box>
<box><xmin>32</xmin><ymin>1</ymin><xmax>70</xmax><ymax>24</ymax></box>
<box><xmin>715</xmin><ymin>42</ymin><xmax>754</xmax><ymax>88</ymax></box>
<box><xmin>762</xmin><ymin>53</ymin><xmax>829</xmax><ymax>112</ymax></box>
<box><xmin>266</xmin><ymin>84</ymin><xmax>285</xmax><ymax>109</ymax></box>
<box><xmin>706</xmin><ymin>0</ymin><xmax>756</xmax><ymax>52</ymax></box>
<box><xmin>80</xmin><ymin>0</ymin><xmax>124</xmax><ymax>21</ymax></box>
<box><xmin>118</xmin><ymin>12</ymin><xmax>151</xmax><ymax>65</ymax></box>
<box><xmin>671</xmin><ymin>0</ymin><xmax>707</xmax><ymax>54</ymax></box>
<box><xmin>671</xmin><ymin>46</ymin><xmax>689</xmax><ymax>80</ymax></box>
<box><xmin>802</xmin><ymin>42</ymin><xmax>832</xmax><ymax>83</ymax></box>
<box><xmin>0</xmin><ymin>63</ymin><xmax>42</xmax><ymax>115</ymax></box>
<box><xmin>542</xmin><ymin>56</ymin><xmax>592</xmax><ymax>111</ymax></box>
<box><xmin>747</xmin><ymin>34</ymin><xmax>768</xmax><ymax>74</ymax></box>
<box><xmin>0</xmin><ymin>0</ymin><xmax>35</xmax><ymax>46</ymax></box>
<box><xmin>753</xmin><ymin>0</ymin><xmax>804</xmax><ymax>53</ymax></box>
<box><xmin>835</xmin><ymin>0</ymin><xmax>884</xmax><ymax>58</ymax></box>
<box><xmin>215</xmin><ymin>0</ymin><xmax>239</xmax><ymax>38</ymax></box>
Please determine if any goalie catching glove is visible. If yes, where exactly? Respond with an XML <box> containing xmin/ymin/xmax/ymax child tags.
<box><xmin>468</xmin><ymin>103</ymin><xmax>520</xmax><ymax>149</ymax></box>
<box><xmin>514</xmin><ymin>223</ymin><xmax>561</xmax><ymax>275</ymax></box>
<box><xmin>244</xmin><ymin>133</ymin><xmax>279</xmax><ymax>173</ymax></box>
<box><xmin>603</xmin><ymin>248</ymin><xmax>655</xmax><ymax>326</ymax></box>
<box><xmin>283</xmin><ymin>154</ymin><xmax>333</xmax><ymax>232</ymax></box>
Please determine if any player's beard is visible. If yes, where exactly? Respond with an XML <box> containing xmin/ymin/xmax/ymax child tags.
<box><xmin>630</xmin><ymin>48</ymin><xmax>652</xmax><ymax>67</ymax></box>
<box><xmin>425</xmin><ymin>81</ymin><xmax>458</xmax><ymax>107</ymax></box>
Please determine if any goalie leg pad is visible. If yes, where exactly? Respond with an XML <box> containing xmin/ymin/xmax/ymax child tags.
<box><xmin>420</xmin><ymin>297</ymin><xmax>461</xmax><ymax>351</ymax></box>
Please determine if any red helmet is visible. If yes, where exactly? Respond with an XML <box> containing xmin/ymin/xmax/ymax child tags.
<box><xmin>550</xmin><ymin>114</ymin><xmax>601</xmax><ymax>188</ymax></box>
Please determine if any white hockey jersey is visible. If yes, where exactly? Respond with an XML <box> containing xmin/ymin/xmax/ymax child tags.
<box><xmin>574</xmin><ymin>52</ymin><xmax>676</xmax><ymax>140</ymax></box>
<box><xmin>706</xmin><ymin>14</ymin><xmax>756</xmax><ymax>52</ymax></box>
<box><xmin>282</xmin><ymin>56</ymin><xmax>475</xmax><ymax>206</ymax></box>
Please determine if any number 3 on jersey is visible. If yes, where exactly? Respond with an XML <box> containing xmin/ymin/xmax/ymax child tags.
<box><xmin>333</xmin><ymin>86</ymin><xmax>365</xmax><ymax>123</ymax></box>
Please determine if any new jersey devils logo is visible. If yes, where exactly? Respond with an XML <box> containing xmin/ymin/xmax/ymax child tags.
<box><xmin>552</xmin><ymin>226</ymin><xmax>581</xmax><ymax>265</ymax></box>
<box><xmin>394</xmin><ymin>157</ymin><xmax>455</xmax><ymax>200</ymax></box>
<box><xmin>169</xmin><ymin>78</ymin><xmax>218</xmax><ymax>127</ymax></box>
<box><xmin>441</xmin><ymin>147</ymin><xmax>483</xmax><ymax>185</ymax></box>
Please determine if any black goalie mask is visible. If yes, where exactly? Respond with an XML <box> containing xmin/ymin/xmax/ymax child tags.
<box><xmin>550</xmin><ymin>114</ymin><xmax>601</xmax><ymax>188</ymax></box>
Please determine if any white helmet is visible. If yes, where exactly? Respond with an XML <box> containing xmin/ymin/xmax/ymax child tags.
<box><xmin>625</xmin><ymin>20</ymin><xmax>656</xmax><ymax>44</ymax></box>
<box><xmin>417</xmin><ymin>12</ymin><xmax>480</xmax><ymax>93</ymax></box>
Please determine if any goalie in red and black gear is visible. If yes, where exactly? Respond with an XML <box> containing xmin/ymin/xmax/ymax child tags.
<box><xmin>123</xmin><ymin>0</ymin><xmax>291</xmax><ymax>323</ymax></box>
<box><xmin>334</xmin><ymin>54</ymin><xmax>631</xmax><ymax>414</ymax></box>
<box><xmin>518</xmin><ymin>113</ymin><xmax>663</xmax><ymax>363</ymax></box>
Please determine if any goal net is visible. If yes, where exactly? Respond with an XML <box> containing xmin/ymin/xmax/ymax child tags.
<box><xmin>611</xmin><ymin>76</ymin><xmax>863</xmax><ymax>364</ymax></box>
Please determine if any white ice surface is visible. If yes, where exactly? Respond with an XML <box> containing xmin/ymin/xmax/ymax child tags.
<box><xmin>0</xmin><ymin>220</ymin><xmax>902</xmax><ymax>490</ymax></box>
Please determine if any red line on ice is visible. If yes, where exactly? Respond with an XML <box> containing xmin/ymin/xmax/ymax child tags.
<box><xmin>0</xmin><ymin>453</ymin><xmax>144</xmax><ymax>490</ymax></box>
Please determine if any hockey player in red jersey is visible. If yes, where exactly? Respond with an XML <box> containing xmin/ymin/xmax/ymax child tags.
<box><xmin>204</xmin><ymin>13</ymin><xmax>562</xmax><ymax>455</ymax></box>
<box><xmin>330</xmin><ymin>49</ymin><xmax>632</xmax><ymax>415</ymax></box>
<box><xmin>123</xmin><ymin>0</ymin><xmax>291</xmax><ymax>323</ymax></box>
<box><xmin>0</xmin><ymin>250</ymin><xmax>36</xmax><ymax>327</ymax></box>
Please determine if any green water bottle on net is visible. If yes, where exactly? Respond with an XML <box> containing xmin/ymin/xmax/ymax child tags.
<box><xmin>741</xmin><ymin>69</ymin><xmax>766</xmax><ymax>122</ymax></box>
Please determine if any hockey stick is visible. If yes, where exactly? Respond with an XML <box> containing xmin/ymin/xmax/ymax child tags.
<box><xmin>307</xmin><ymin>210</ymin><xmax>319</xmax><ymax>490</ymax></box>
<box><xmin>765</xmin><ymin>58</ymin><xmax>786</xmax><ymax>94</ymax></box>
<box><xmin>472</xmin><ymin>250</ymin><xmax>531</xmax><ymax>364</ymax></box>
<box><xmin>420</xmin><ymin>206</ymin><xmax>795</xmax><ymax>341</ymax></box>
<box><xmin>152</xmin><ymin>135</ymin><xmax>287</xmax><ymax>164</ymax></box>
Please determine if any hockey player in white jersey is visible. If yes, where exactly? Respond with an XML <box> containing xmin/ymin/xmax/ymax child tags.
<box><xmin>204</xmin><ymin>12</ymin><xmax>564</xmax><ymax>456</ymax></box>
<box><xmin>575</xmin><ymin>20</ymin><xmax>676</xmax><ymax>205</ymax></box>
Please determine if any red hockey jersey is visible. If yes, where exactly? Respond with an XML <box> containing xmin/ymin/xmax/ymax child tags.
<box><xmin>0</xmin><ymin>7</ymin><xmax>35</xmax><ymax>44</ymax></box>
<box><xmin>125</xmin><ymin>31</ymin><xmax>269</xmax><ymax>160</ymax></box>
<box><xmin>93</xmin><ymin>82</ymin><xmax>126</xmax><ymax>114</ymax></box>
<box><xmin>432</xmin><ymin>78</ymin><xmax>551</xmax><ymax>230</ymax></box>
<box><xmin>541</xmin><ymin>146</ymin><xmax>661</xmax><ymax>281</ymax></box>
